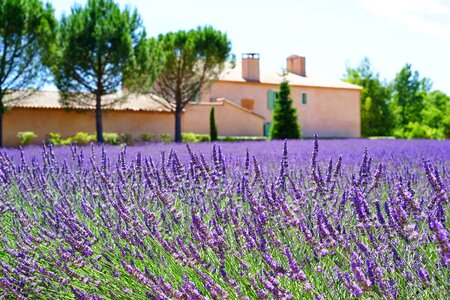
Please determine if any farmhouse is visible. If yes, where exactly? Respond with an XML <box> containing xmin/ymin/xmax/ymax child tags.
<box><xmin>4</xmin><ymin>91</ymin><xmax>264</xmax><ymax>147</ymax></box>
<box><xmin>4</xmin><ymin>53</ymin><xmax>361</xmax><ymax>146</ymax></box>
<box><xmin>202</xmin><ymin>53</ymin><xmax>362</xmax><ymax>138</ymax></box>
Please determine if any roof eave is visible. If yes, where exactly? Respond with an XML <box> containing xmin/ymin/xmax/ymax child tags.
<box><xmin>214</xmin><ymin>79</ymin><xmax>363</xmax><ymax>90</ymax></box>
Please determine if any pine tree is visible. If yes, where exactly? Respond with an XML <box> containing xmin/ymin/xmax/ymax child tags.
<box><xmin>152</xmin><ymin>26</ymin><xmax>232</xmax><ymax>143</ymax></box>
<box><xmin>210</xmin><ymin>107</ymin><xmax>218</xmax><ymax>141</ymax></box>
<box><xmin>270</xmin><ymin>80</ymin><xmax>301</xmax><ymax>139</ymax></box>
<box><xmin>0</xmin><ymin>0</ymin><xmax>56</xmax><ymax>147</ymax></box>
<box><xmin>52</xmin><ymin>0</ymin><xmax>151</xmax><ymax>143</ymax></box>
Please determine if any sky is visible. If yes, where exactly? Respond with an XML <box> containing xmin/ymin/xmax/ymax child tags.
<box><xmin>49</xmin><ymin>0</ymin><xmax>450</xmax><ymax>94</ymax></box>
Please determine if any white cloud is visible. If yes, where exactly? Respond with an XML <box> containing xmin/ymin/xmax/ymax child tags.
<box><xmin>358</xmin><ymin>0</ymin><xmax>450</xmax><ymax>42</ymax></box>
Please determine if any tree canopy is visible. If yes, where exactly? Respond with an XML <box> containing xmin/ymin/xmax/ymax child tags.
<box><xmin>391</xmin><ymin>64</ymin><xmax>431</xmax><ymax>128</ymax></box>
<box><xmin>270</xmin><ymin>80</ymin><xmax>301</xmax><ymax>140</ymax></box>
<box><xmin>151</xmin><ymin>26</ymin><xmax>232</xmax><ymax>143</ymax></box>
<box><xmin>343</xmin><ymin>57</ymin><xmax>392</xmax><ymax>137</ymax></box>
<box><xmin>0</xmin><ymin>0</ymin><xmax>57</xmax><ymax>147</ymax></box>
<box><xmin>52</xmin><ymin>0</ymin><xmax>154</xmax><ymax>143</ymax></box>
<box><xmin>421</xmin><ymin>90</ymin><xmax>450</xmax><ymax>129</ymax></box>
<box><xmin>345</xmin><ymin>58</ymin><xmax>450</xmax><ymax>139</ymax></box>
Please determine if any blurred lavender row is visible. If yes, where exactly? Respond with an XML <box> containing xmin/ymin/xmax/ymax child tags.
<box><xmin>0</xmin><ymin>138</ymin><xmax>449</xmax><ymax>299</ymax></box>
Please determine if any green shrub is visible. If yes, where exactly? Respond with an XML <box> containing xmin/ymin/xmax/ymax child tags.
<box><xmin>392</xmin><ymin>128</ymin><xmax>405</xmax><ymax>139</ymax></box>
<box><xmin>161</xmin><ymin>133</ymin><xmax>171</xmax><ymax>143</ymax></box>
<box><xmin>393</xmin><ymin>123</ymin><xmax>445</xmax><ymax>140</ymax></box>
<box><xmin>433</xmin><ymin>129</ymin><xmax>446</xmax><ymax>140</ymax></box>
<box><xmin>181</xmin><ymin>132</ymin><xmax>211</xmax><ymax>143</ymax></box>
<box><xmin>17</xmin><ymin>131</ymin><xmax>37</xmax><ymax>145</ymax></box>
<box><xmin>182</xmin><ymin>132</ymin><xmax>197</xmax><ymax>142</ymax></box>
<box><xmin>403</xmin><ymin>122</ymin><xmax>438</xmax><ymax>139</ymax></box>
<box><xmin>49</xmin><ymin>132</ymin><xmax>134</xmax><ymax>146</ymax></box>
<box><xmin>70</xmin><ymin>132</ymin><xmax>96</xmax><ymax>145</ymax></box>
<box><xmin>195</xmin><ymin>134</ymin><xmax>211</xmax><ymax>142</ymax></box>
<box><xmin>140</xmin><ymin>133</ymin><xmax>155</xmax><ymax>142</ymax></box>
<box><xmin>443</xmin><ymin>115</ymin><xmax>450</xmax><ymax>138</ymax></box>
<box><xmin>218</xmin><ymin>136</ymin><xmax>267</xmax><ymax>142</ymax></box>
<box><xmin>47</xmin><ymin>132</ymin><xmax>62</xmax><ymax>145</ymax></box>
<box><xmin>46</xmin><ymin>132</ymin><xmax>71</xmax><ymax>146</ymax></box>
<box><xmin>118</xmin><ymin>133</ymin><xmax>134</xmax><ymax>145</ymax></box>
<box><xmin>103</xmin><ymin>132</ymin><xmax>120</xmax><ymax>145</ymax></box>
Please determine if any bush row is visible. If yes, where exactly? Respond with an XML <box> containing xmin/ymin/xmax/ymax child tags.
<box><xmin>46</xmin><ymin>132</ymin><xmax>135</xmax><ymax>146</ymax></box>
<box><xmin>17</xmin><ymin>131</ymin><xmax>266</xmax><ymax>146</ymax></box>
<box><xmin>16</xmin><ymin>131</ymin><xmax>172</xmax><ymax>146</ymax></box>
<box><xmin>392</xmin><ymin>121</ymin><xmax>450</xmax><ymax>140</ymax></box>
<box><xmin>217</xmin><ymin>136</ymin><xmax>267</xmax><ymax>142</ymax></box>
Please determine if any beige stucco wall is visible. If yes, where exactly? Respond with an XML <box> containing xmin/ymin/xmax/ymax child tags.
<box><xmin>184</xmin><ymin>101</ymin><xmax>264</xmax><ymax>136</ymax></box>
<box><xmin>3</xmin><ymin>102</ymin><xmax>265</xmax><ymax>146</ymax></box>
<box><xmin>3</xmin><ymin>80</ymin><xmax>359</xmax><ymax>146</ymax></box>
<box><xmin>3</xmin><ymin>108</ymin><xmax>174</xmax><ymax>146</ymax></box>
<box><xmin>202</xmin><ymin>81</ymin><xmax>361</xmax><ymax>138</ymax></box>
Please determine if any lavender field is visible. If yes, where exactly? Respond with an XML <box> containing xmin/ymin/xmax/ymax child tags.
<box><xmin>0</xmin><ymin>138</ymin><xmax>449</xmax><ymax>299</ymax></box>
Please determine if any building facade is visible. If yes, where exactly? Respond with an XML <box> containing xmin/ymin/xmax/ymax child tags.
<box><xmin>202</xmin><ymin>54</ymin><xmax>361</xmax><ymax>138</ymax></box>
<box><xmin>4</xmin><ymin>92</ymin><xmax>264</xmax><ymax>147</ymax></box>
<box><xmin>3</xmin><ymin>53</ymin><xmax>361</xmax><ymax>146</ymax></box>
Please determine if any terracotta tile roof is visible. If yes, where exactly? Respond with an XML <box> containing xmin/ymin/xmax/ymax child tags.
<box><xmin>218</xmin><ymin>62</ymin><xmax>362</xmax><ymax>90</ymax></box>
<box><xmin>6</xmin><ymin>91</ymin><xmax>174</xmax><ymax>112</ymax></box>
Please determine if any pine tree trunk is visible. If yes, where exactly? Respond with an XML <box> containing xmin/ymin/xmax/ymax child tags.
<box><xmin>95</xmin><ymin>93</ymin><xmax>104</xmax><ymax>143</ymax></box>
<box><xmin>175</xmin><ymin>103</ymin><xmax>182</xmax><ymax>143</ymax></box>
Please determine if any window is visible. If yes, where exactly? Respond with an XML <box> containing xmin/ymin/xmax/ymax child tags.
<box><xmin>301</xmin><ymin>93</ymin><xmax>308</xmax><ymax>105</ymax></box>
<box><xmin>264</xmin><ymin>122</ymin><xmax>272</xmax><ymax>137</ymax></box>
<box><xmin>267</xmin><ymin>90</ymin><xmax>277</xmax><ymax>110</ymax></box>
<box><xmin>241</xmin><ymin>98</ymin><xmax>255</xmax><ymax>111</ymax></box>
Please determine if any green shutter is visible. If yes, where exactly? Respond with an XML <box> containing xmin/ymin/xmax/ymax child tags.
<box><xmin>267</xmin><ymin>90</ymin><xmax>276</xmax><ymax>110</ymax></box>
<box><xmin>302</xmin><ymin>93</ymin><xmax>307</xmax><ymax>104</ymax></box>
<box><xmin>264</xmin><ymin>122</ymin><xmax>271</xmax><ymax>137</ymax></box>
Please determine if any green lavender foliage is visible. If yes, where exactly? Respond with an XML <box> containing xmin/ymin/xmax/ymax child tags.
<box><xmin>0</xmin><ymin>139</ymin><xmax>449</xmax><ymax>299</ymax></box>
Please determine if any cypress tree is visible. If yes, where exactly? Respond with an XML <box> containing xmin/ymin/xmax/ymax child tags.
<box><xmin>210</xmin><ymin>107</ymin><xmax>218</xmax><ymax>141</ymax></box>
<box><xmin>270</xmin><ymin>80</ymin><xmax>301</xmax><ymax>139</ymax></box>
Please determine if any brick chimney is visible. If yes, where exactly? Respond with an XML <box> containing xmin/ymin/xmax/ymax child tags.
<box><xmin>287</xmin><ymin>55</ymin><xmax>306</xmax><ymax>77</ymax></box>
<box><xmin>242</xmin><ymin>53</ymin><xmax>260</xmax><ymax>81</ymax></box>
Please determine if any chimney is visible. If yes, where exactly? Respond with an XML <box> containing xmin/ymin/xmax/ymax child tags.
<box><xmin>242</xmin><ymin>53</ymin><xmax>260</xmax><ymax>81</ymax></box>
<box><xmin>287</xmin><ymin>55</ymin><xmax>306</xmax><ymax>77</ymax></box>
